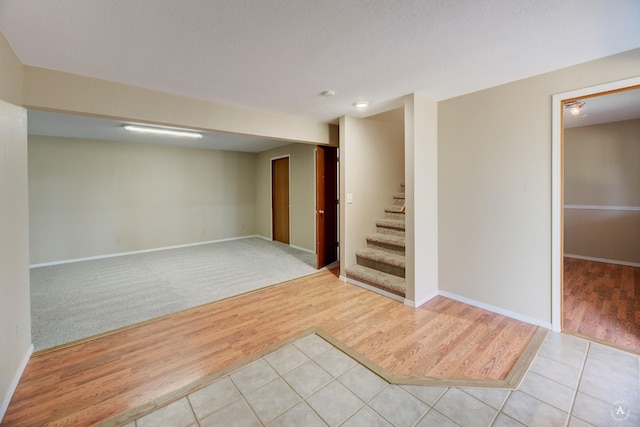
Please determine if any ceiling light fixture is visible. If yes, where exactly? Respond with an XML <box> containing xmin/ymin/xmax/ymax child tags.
<box><xmin>354</xmin><ymin>100</ymin><xmax>370</xmax><ymax>109</ymax></box>
<box><xmin>565</xmin><ymin>100</ymin><xmax>585</xmax><ymax>116</ymax></box>
<box><xmin>123</xmin><ymin>124</ymin><xmax>203</xmax><ymax>139</ymax></box>
<box><xmin>321</xmin><ymin>90</ymin><xmax>336</xmax><ymax>97</ymax></box>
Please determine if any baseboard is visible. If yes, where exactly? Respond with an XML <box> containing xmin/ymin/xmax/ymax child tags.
<box><xmin>29</xmin><ymin>235</ymin><xmax>260</xmax><ymax>268</ymax></box>
<box><xmin>564</xmin><ymin>254</ymin><xmax>640</xmax><ymax>268</ymax></box>
<box><xmin>1</xmin><ymin>343</ymin><xmax>33</xmax><ymax>422</ymax></box>
<box><xmin>344</xmin><ymin>277</ymin><xmax>405</xmax><ymax>303</ymax></box>
<box><xmin>438</xmin><ymin>291</ymin><xmax>552</xmax><ymax>329</ymax></box>
<box><xmin>255</xmin><ymin>235</ymin><xmax>315</xmax><ymax>255</ymax></box>
<box><xmin>289</xmin><ymin>244</ymin><xmax>315</xmax><ymax>254</ymax></box>
<box><xmin>404</xmin><ymin>291</ymin><xmax>438</xmax><ymax>308</ymax></box>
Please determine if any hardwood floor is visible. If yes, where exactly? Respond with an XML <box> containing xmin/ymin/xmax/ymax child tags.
<box><xmin>563</xmin><ymin>257</ymin><xmax>640</xmax><ymax>354</ymax></box>
<box><xmin>3</xmin><ymin>269</ymin><xmax>539</xmax><ymax>427</ymax></box>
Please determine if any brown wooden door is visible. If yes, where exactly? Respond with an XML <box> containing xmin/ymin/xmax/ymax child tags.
<box><xmin>272</xmin><ymin>157</ymin><xmax>290</xmax><ymax>244</ymax></box>
<box><xmin>316</xmin><ymin>146</ymin><xmax>338</xmax><ymax>268</ymax></box>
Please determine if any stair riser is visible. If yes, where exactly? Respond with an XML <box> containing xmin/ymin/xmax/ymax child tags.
<box><xmin>392</xmin><ymin>199</ymin><xmax>405</xmax><ymax>207</ymax></box>
<box><xmin>385</xmin><ymin>212</ymin><xmax>405</xmax><ymax>220</ymax></box>
<box><xmin>366</xmin><ymin>241</ymin><xmax>405</xmax><ymax>256</ymax></box>
<box><xmin>356</xmin><ymin>255</ymin><xmax>405</xmax><ymax>278</ymax></box>
<box><xmin>376</xmin><ymin>227</ymin><xmax>405</xmax><ymax>237</ymax></box>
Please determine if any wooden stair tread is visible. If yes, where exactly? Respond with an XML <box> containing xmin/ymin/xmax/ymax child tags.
<box><xmin>393</xmin><ymin>193</ymin><xmax>405</xmax><ymax>199</ymax></box>
<box><xmin>356</xmin><ymin>248</ymin><xmax>405</xmax><ymax>268</ymax></box>
<box><xmin>346</xmin><ymin>265</ymin><xmax>406</xmax><ymax>296</ymax></box>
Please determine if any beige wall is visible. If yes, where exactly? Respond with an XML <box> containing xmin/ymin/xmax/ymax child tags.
<box><xmin>255</xmin><ymin>143</ymin><xmax>316</xmax><ymax>252</ymax></box>
<box><xmin>0</xmin><ymin>33</ymin><xmax>31</xmax><ymax>421</ymax></box>
<box><xmin>340</xmin><ymin>113</ymin><xmax>404</xmax><ymax>275</ymax></box>
<box><xmin>438</xmin><ymin>48</ymin><xmax>640</xmax><ymax>325</ymax></box>
<box><xmin>564</xmin><ymin>119</ymin><xmax>640</xmax><ymax>263</ymax></box>
<box><xmin>0</xmin><ymin>100</ymin><xmax>31</xmax><ymax>419</ymax></box>
<box><xmin>23</xmin><ymin>66</ymin><xmax>334</xmax><ymax>146</ymax></box>
<box><xmin>0</xmin><ymin>33</ymin><xmax>23</xmax><ymax>106</ymax></box>
<box><xmin>29</xmin><ymin>136</ymin><xmax>257</xmax><ymax>264</ymax></box>
<box><xmin>404</xmin><ymin>95</ymin><xmax>438</xmax><ymax>304</ymax></box>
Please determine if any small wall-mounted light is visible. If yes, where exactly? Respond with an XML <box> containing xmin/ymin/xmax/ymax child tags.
<box><xmin>123</xmin><ymin>124</ymin><xmax>203</xmax><ymax>139</ymax></box>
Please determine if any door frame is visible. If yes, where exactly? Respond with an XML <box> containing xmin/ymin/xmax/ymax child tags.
<box><xmin>551</xmin><ymin>75</ymin><xmax>640</xmax><ymax>332</ymax></box>
<box><xmin>270</xmin><ymin>154</ymin><xmax>291</xmax><ymax>243</ymax></box>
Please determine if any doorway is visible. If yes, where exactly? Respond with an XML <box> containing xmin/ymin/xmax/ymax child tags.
<box><xmin>552</xmin><ymin>77</ymin><xmax>640</xmax><ymax>348</ymax></box>
<box><xmin>272</xmin><ymin>156</ymin><xmax>290</xmax><ymax>244</ymax></box>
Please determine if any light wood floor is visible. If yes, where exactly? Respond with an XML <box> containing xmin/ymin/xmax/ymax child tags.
<box><xmin>563</xmin><ymin>257</ymin><xmax>640</xmax><ymax>354</ymax></box>
<box><xmin>3</xmin><ymin>269</ymin><xmax>539</xmax><ymax>427</ymax></box>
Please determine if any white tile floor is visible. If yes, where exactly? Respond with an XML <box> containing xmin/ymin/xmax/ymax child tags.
<box><xmin>123</xmin><ymin>332</ymin><xmax>639</xmax><ymax>427</ymax></box>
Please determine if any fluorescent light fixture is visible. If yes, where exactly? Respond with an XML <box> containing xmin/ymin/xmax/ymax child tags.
<box><xmin>354</xmin><ymin>100</ymin><xmax>370</xmax><ymax>109</ymax></box>
<box><xmin>123</xmin><ymin>125</ymin><xmax>203</xmax><ymax>139</ymax></box>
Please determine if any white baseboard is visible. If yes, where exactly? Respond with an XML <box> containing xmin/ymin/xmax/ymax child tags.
<box><xmin>438</xmin><ymin>291</ymin><xmax>552</xmax><ymax>329</ymax></box>
<box><xmin>30</xmin><ymin>235</ymin><xmax>261</xmax><ymax>268</ymax></box>
<box><xmin>344</xmin><ymin>277</ymin><xmax>405</xmax><ymax>303</ymax></box>
<box><xmin>290</xmin><ymin>244</ymin><xmax>316</xmax><ymax>254</ymax></box>
<box><xmin>404</xmin><ymin>291</ymin><xmax>438</xmax><ymax>308</ymax></box>
<box><xmin>255</xmin><ymin>235</ymin><xmax>316</xmax><ymax>255</ymax></box>
<box><xmin>564</xmin><ymin>254</ymin><xmax>640</xmax><ymax>268</ymax></box>
<box><xmin>1</xmin><ymin>343</ymin><xmax>33</xmax><ymax>422</ymax></box>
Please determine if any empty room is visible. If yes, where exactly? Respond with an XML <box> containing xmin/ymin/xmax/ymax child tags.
<box><xmin>2</xmin><ymin>1</ymin><xmax>640</xmax><ymax>426</ymax></box>
<box><xmin>27</xmin><ymin>110</ymin><xmax>327</xmax><ymax>351</ymax></box>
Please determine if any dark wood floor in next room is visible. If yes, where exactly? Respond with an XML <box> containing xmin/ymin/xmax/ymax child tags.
<box><xmin>563</xmin><ymin>257</ymin><xmax>640</xmax><ymax>354</ymax></box>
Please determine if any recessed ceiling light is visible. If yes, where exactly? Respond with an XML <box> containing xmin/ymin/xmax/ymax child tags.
<box><xmin>354</xmin><ymin>101</ymin><xmax>370</xmax><ymax>109</ymax></box>
<box><xmin>123</xmin><ymin>125</ymin><xmax>203</xmax><ymax>139</ymax></box>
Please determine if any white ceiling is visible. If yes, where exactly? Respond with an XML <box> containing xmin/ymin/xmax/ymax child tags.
<box><xmin>27</xmin><ymin>110</ymin><xmax>291</xmax><ymax>152</ymax></box>
<box><xmin>2</xmin><ymin>0</ymin><xmax>640</xmax><ymax>125</ymax></box>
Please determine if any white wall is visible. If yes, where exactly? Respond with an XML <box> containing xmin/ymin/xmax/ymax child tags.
<box><xmin>28</xmin><ymin>136</ymin><xmax>257</xmax><ymax>264</ymax></box>
<box><xmin>340</xmin><ymin>112</ymin><xmax>404</xmax><ymax>276</ymax></box>
<box><xmin>255</xmin><ymin>143</ymin><xmax>317</xmax><ymax>252</ymax></box>
<box><xmin>564</xmin><ymin>119</ymin><xmax>640</xmax><ymax>264</ymax></box>
<box><xmin>0</xmin><ymin>33</ymin><xmax>32</xmax><ymax>422</ymax></box>
<box><xmin>438</xmin><ymin>48</ymin><xmax>640</xmax><ymax>326</ymax></box>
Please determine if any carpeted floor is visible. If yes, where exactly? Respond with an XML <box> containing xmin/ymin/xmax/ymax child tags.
<box><xmin>30</xmin><ymin>237</ymin><xmax>317</xmax><ymax>351</ymax></box>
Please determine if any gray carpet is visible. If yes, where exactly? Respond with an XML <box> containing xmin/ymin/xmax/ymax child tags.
<box><xmin>30</xmin><ymin>238</ymin><xmax>317</xmax><ymax>351</ymax></box>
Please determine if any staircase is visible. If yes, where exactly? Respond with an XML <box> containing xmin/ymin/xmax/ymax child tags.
<box><xmin>346</xmin><ymin>186</ymin><xmax>406</xmax><ymax>298</ymax></box>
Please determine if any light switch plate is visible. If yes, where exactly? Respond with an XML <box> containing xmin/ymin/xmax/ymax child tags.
<box><xmin>346</xmin><ymin>193</ymin><xmax>353</xmax><ymax>204</ymax></box>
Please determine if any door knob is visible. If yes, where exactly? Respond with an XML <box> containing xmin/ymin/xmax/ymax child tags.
<box><xmin>318</xmin><ymin>210</ymin><xmax>325</xmax><ymax>214</ymax></box>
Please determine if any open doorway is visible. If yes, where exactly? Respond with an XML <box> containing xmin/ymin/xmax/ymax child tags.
<box><xmin>552</xmin><ymin>77</ymin><xmax>640</xmax><ymax>354</ymax></box>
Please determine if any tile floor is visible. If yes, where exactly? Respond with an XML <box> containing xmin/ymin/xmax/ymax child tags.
<box><xmin>122</xmin><ymin>332</ymin><xmax>639</xmax><ymax>427</ymax></box>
